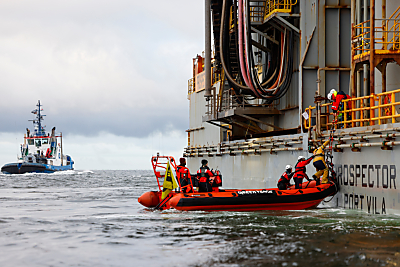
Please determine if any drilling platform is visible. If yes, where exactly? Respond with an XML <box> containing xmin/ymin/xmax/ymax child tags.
<box><xmin>185</xmin><ymin>0</ymin><xmax>400</xmax><ymax>215</ymax></box>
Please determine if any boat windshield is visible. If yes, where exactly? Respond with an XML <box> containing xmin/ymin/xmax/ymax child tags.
<box><xmin>35</xmin><ymin>139</ymin><xmax>41</xmax><ymax>147</ymax></box>
<box><xmin>42</xmin><ymin>138</ymin><xmax>49</xmax><ymax>145</ymax></box>
<box><xmin>27</xmin><ymin>139</ymin><xmax>34</xmax><ymax>145</ymax></box>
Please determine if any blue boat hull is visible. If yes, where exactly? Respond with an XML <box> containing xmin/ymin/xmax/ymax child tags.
<box><xmin>1</xmin><ymin>162</ymin><xmax>74</xmax><ymax>174</ymax></box>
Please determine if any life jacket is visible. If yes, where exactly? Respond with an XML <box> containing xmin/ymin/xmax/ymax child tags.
<box><xmin>198</xmin><ymin>166</ymin><xmax>210</xmax><ymax>183</ymax></box>
<box><xmin>332</xmin><ymin>91</ymin><xmax>351</xmax><ymax>111</ymax></box>
<box><xmin>313</xmin><ymin>155</ymin><xmax>325</xmax><ymax>163</ymax></box>
<box><xmin>177</xmin><ymin>165</ymin><xmax>190</xmax><ymax>180</ymax></box>
<box><xmin>293</xmin><ymin>161</ymin><xmax>308</xmax><ymax>179</ymax></box>
<box><xmin>278</xmin><ymin>171</ymin><xmax>291</xmax><ymax>184</ymax></box>
<box><xmin>45</xmin><ymin>148</ymin><xmax>51</xmax><ymax>158</ymax></box>
<box><xmin>177</xmin><ymin>165</ymin><xmax>193</xmax><ymax>192</ymax></box>
<box><xmin>313</xmin><ymin>140</ymin><xmax>330</xmax><ymax>162</ymax></box>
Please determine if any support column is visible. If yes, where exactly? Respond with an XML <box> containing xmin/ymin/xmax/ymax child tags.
<box><xmin>350</xmin><ymin>0</ymin><xmax>356</xmax><ymax>97</ymax></box>
<box><xmin>369</xmin><ymin>0</ymin><xmax>375</xmax><ymax>95</ymax></box>
<box><xmin>363</xmin><ymin>0</ymin><xmax>369</xmax><ymax>98</ymax></box>
<box><xmin>382</xmin><ymin>0</ymin><xmax>386</xmax><ymax>50</ymax></box>
<box><xmin>382</xmin><ymin>0</ymin><xmax>387</xmax><ymax>93</ymax></box>
<box><xmin>369</xmin><ymin>0</ymin><xmax>375</xmax><ymax>124</ymax></box>
<box><xmin>357</xmin><ymin>70</ymin><xmax>361</xmax><ymax>126</ymax></box>
<box><xmin>382</xmin><ymin>62</ymin><xmax>387</xmax><ymax>93</ymax></box>
<box><xmin>205</xmin><ymin>0</ymin><xmax>212</xmax><ymax>99</ymax></box>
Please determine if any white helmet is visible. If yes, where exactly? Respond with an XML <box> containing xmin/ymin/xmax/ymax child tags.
<box><xmin>298</xmin><ymin>156</ymin><xmax>305</xmax><ymax>161</ymax></box>
<box><xmin>285</xmin><ymin>165</ymin><xmax>292</xmax><ymax>170</ymax></box>
<box><xmin>328</xmin><ymin>89</ymin><xmax>337</xmax><ymax>101</ymax></box>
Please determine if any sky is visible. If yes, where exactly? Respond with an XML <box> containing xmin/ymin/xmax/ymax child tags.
<box><xmin>0</xmin><ymin>0</ymin><xmax>205</xmax><ymax>170</ymax></box>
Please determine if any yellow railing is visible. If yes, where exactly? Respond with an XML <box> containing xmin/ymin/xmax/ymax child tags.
<box><xmin>352</xmin><ymin>20</ymin><xmax>371</xmax><ymax>54</ymax></box>
<box><xmin>303</xmin><ymin>89</ymin><xmax>400</xmax><ymax>130</ymax></box>
<box><xmin>188</xmin><ymin>78</ymin><xmax>194</xmax><ymax>95</ymax></box>
<box><xmin>250</xmin><ymin>4</ymin><xmax>265</xmax><ymax>23</ymax></box>
<box><xmin>264</xmin><ymin>0</ymin><xmax>297</xmax><ymax>20</ymax></box>
<box><xmin>212</xmin><ymin>67</ymin><xmax>221</xmax><ymax>85</ymax></box>
<box><xmin>352</xmin><ymin>7</ymin><xmax>400</xmax><ymax>55</ymax></box>
<box><xmin>230</xmin><ymin>3</ymin><xmax>265</xmax><ymax>27</ymax></box>
<box><xmin>188</xmin><ymin>67</ymin><xmax>220</xmax><ymax>96</ymax></box>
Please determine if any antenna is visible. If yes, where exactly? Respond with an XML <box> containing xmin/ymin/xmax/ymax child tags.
<box><xmin>29</xmin><ymin>100</ymin><xmax>46</xmax><ymax>136</ymax></box>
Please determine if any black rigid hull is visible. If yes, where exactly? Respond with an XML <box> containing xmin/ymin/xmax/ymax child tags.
<box><xmin>1</xmin><ymin>163</ymin><xmax>52</xmax><ymax>174</ymax></box>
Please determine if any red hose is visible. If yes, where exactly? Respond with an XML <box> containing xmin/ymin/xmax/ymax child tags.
<box><xmin>239</xmin><ymin>0</ymin><xmax>260</xmax><ymax>97</ymax></box>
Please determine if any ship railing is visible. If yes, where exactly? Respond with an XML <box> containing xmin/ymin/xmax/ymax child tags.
<box><xmin>188</xmin><ymin>66</ymin><xmax>220</xmax><ymax>98</ymax></box>
<box><xmin>206</xmin><ymin>68</ymin><xmax>280</xmax><ymax>116</ymax></box>
<box><xmin>303</xmin><ymin>89</ymin><xmax>400</xmax><ymax>131</ymax></box>
<box><xmin>212</xmin><ymin>68</ymin><xmax>221</xmax><ymax>85</ymax></box>
<box><xmin>185</xmin><ymin>135</ymin><xmax>303</xmax><ymax>157</ymax></box>
<box><xmin>264</xmin><ymin>0</ymin><xmax>297</xmax><ymax>21</ymax></box>
<box><xmin>352</xmin><ymin>7</ymin><xmax>400</xmax><ymax>56</ymax></box>
<box><xmin>250</xmin><ymin>1</ymin><xmax>265</xmax><ymax>23</ymax></box>
<box><xmin>205</xmin><ymin>92</ymin><xmax>279</xmax><ymax>117</ymax></box>
<box><xmin>151</xmin><ymin>155</ymin><xmax>178</xmax><ymax>192</ymax></box>
<box><xmin>229</xmin><ymin>1</ymin><xmax>265</xmax><ymax>27</ymax></box>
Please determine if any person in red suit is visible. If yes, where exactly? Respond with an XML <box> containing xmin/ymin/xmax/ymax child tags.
<box><xmin>176</xmin><ymin>158</ymin><xmax>192</xmax><ymax>193</ymax></box>
<box><xmin>328</xmin><ymin>89</ymin><xmax>351</xmax><ymax>112</ymax></box>
<box><xmin>197</xmin><ymin>159</ymin><xmax>214</xmax><ymax>192</ymax></box>
<box><xmin>328</xmin><ymin>89</ymin><xmax>352</xmax><ymax>125</ymax></box>
<box><xmin>277</xmin><ymin>165</ymin><xmax>293</xmax><ymax>190</ymax></box>
<box><xmin>292</xmin><ymin>156</ymin><xmax>313</xmax><ymax>189</ymax></box>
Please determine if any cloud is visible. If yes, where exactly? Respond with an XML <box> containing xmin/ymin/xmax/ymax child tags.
<box><xmin>0</xmin><ymin>0</ymin><xmax>204</xmax><ymax>138</ymax></box>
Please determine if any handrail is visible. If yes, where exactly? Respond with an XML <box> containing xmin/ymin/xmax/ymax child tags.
<box><xmin>388</xmin><ymin>6</ymin><xmax>400</xmax><ymax>20</ymax></box>
<box><xmin>188</xmin><ymin>78</ymin><xmax>194</xmax><ymax>95</ymax></box>
<box><xmin>250</xmin><ymin>3</ymin><xmax>265</xmax><ymax>23</ymax></box>
<box><xmin>264</xmin><ymin>0</ymin><xmax>297</xmax><ymax>20</ymax></box>
<box><xmin>303</xmin><ymin>89</ymin><xmax>400</xmax><ymax>131</ymax></box>
<box><xmin>352</xmin><ymin>7</ymin><xmax>400</xmax><ymax>55</ymax></box>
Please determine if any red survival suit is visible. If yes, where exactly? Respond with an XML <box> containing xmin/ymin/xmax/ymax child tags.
<box><xmin>331</xmin><ymin>91</ymin><xmax>351</xmax><ymax>113</ymax></box>
<box><xmin>197</xmin><ymin>166</ymin><xmax>214</xmax><ymax>192</ymax></box>
<box><xmin>293</xmin><ymin>157</ymin><xmax>313</xmax><ymax>189</ymax></box>
<box><xmin>277</xmin><ymin>170</ymin><xmax>294</xmax><ymax>190</ymax></box>
<box><xmin>177</xmin><ymin>165</ymin><xmax>192</xmax><ymax>193</ymax></box>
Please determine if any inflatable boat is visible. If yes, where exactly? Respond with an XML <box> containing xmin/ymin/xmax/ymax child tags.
<box><xmin>138</xmin><ymin>155</ymin><xmax>339</xmax><ymax>212</ymax></box>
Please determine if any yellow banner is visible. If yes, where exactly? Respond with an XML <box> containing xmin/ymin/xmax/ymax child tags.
<box><xmin>161</xmin><ymin>161</ymin><xmax>178</xmax><ymax>200</ymax></box>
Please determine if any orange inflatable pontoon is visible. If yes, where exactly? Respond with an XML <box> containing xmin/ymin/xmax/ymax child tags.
<box><xmin>168</xmin><ymin>181</ymin><xmax>337</xmax><ymax>211</ymax></box>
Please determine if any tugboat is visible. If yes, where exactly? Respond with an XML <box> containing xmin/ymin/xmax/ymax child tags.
<box><xmin>1</xmin><ymin>100</ymin><xmax>74</xmax><ymax>174</ymax></box>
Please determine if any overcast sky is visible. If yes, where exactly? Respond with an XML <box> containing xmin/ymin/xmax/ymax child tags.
<box><xmin>0</xmin><ymin>0</ymin><xmax>205</xmax><ymax>170</ymax></box>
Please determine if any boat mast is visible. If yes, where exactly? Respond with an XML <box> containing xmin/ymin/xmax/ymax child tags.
<box><xmin>30</xmin><ymin>100</ymin><xmax>46</xmax><ymax>137</ymax></box>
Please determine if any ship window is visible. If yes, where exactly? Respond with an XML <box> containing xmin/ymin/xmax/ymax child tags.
<box><xmin>35</xmin><ymin>139</ymin><xmax>41</xmax><ymax>147</ymax></box>
<box><xmin>28</xmin><ymin>139</ymin><xmax>34</xmax><ymax>145</ymax></box>
<box><xmin>42</xmin><ymin>139</ymin><xmax>49</xmax><ymax>145</ymax></box>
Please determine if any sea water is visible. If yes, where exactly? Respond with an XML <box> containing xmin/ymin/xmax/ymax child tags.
<box><xmin>0</xmin><ymin>170</ymin><xmax>399</xmax><ymax>267</ymax></box>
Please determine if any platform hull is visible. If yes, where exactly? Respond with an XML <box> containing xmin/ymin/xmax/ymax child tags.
<box><xmin>186</xmin><ymin>124</ymin><xmax>400</xmax><ymax>215</ymax></box>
